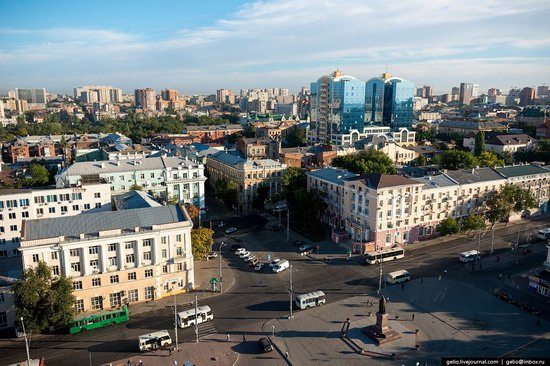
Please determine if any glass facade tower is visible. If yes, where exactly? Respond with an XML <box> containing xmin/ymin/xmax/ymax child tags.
<box><xmin>382</xmin><ymin>77</ymin><xmax>415</xmax><ymax>129</ymax></box>
<box><xmin>365</xmin><ymin>77</ymin><xmax>385</xmax><ymax>124</ymax></box>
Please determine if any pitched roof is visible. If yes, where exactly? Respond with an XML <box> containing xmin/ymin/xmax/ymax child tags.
<box><xmin>494</xmin><ymin>164</ymin><xmax>550</xmax><ymax>178</ymax></box>
<box><xmin>485</xmin><ymin>134</ymin><xmax>536</xmax><ymax>146</ymax></box>
<box><xmin>306</xmin><ymin>167</ymin><xmax>357</xmax><ymax>184</ymax></box>
<box><xmin>346</xmin><ymin>173</ymin><xmax>421</xmax><ymax>189</ymax></box>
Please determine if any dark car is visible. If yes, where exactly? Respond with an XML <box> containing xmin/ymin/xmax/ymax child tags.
<box><xmin>258</xmin><ymin>337</ymin><xmax>273</xmax><ymax>353</ymax></box>
<box><xmin>230</xmin><ymin>244</ymin><xmax>241</xmax><ymax>252</ymax></box>
<box><xmin>299</xmin><ymin>245</ymin><xmax>314</xmax><ymax>255</ymax></box>
<box><xmin>270</xmin><ymin>225</ymin><xmax>284</xmax><ymax>232</ymax></box>
<box><xmin>520</xmin><ymin>302</ymin><xmax>541</xmax><ymax>315</ymax></box>
<box><xmin>496</xmin><ymin>291</ymin><xmax>516</xmax><ymax>304</ymax></box>
<box><xmin>292</xmin><ymin>240</ymin><xmax>305</xmax><ymax>247</ymax></box>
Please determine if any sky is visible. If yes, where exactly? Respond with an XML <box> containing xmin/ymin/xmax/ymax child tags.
<box><xmin>1</xmin><ymin>0</ymin><xmax>549</xmax><ymax>96</ymax></box>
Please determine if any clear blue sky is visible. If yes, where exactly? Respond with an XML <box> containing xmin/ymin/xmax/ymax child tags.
<box><xmin>1</xmin><ymin>0</ymin><xmax>549</xmax><ymax>95</ymax></box>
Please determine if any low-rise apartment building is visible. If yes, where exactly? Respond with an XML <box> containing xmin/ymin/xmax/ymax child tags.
<box><xmin>206</xmin><ymin>151</ymin><xmax>287</xmax><ymax>213</ymax></box>
<box><xmin>19</xmin><ymin>204</ymin><xmax>194</xmax><ymax>318</ymax></box>
<box><xmin>55</xmin><ymin>157</ymin><xmax>206</xmax><ymax>208</ymax></box>
<box><xmin>0</xmin><ymin>183</ymin><xmax>112</xmax><ymax>260</ymax></box>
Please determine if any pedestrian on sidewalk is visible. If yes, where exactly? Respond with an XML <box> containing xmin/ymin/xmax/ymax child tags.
<box><xmin>127</xmin><ymin>360</ymin><xmax>131</xmax><ymax>366</ymax></box>
<box><xmin>243</xmin><ymin>334</ymin><xmax>246</xmax><ymax>342</ymax></box>
<box><xmin>508</xmin><ymin>273</ymin><xmax>511</xmax><ymax>279</ymax></box>
<box><xmin>420</xmin><ymin>278</ymin><xmax>424</xmax><ymax>284</ymax></box>
<box><xmin>401</xmin><ymin>283</ymin><xmax>405</xmax><ymax>290</ymax></box>
<box><xmin>496</xmin><ymin>256</ymin><xmax>500</xmax><ymax>263</ymax></box>
<box><xmin>169</xmin><ymin>347</ymin><xmax>172</xmax><ymax>356</ymax></box>
<box><xmin>226</xmin><ymin>334</ymin><xmax>230</xmax><ymax>342</ymax></box>
<box><xmin>412</xmin><ymin>313</ymin><xmax>415</xmax><ymax>321</ymax></box>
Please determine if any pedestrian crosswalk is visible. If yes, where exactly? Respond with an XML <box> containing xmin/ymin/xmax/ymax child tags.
<box><xmin>198</xmin><ymin>321</ymin><xmax>217</xmax><ymax>339</ymax></box>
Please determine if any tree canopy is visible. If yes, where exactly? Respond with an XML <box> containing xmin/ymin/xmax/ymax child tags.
<box><xmin>191</xmin><ymin>227</ymin><xmax>214</xmax><ymax>260</ymax></box>
<box><xmin>437</xmin><ymin>150</ymin><xmax>478</xmax><ymax>170</ymax></box>
<box><xmin>486</xmin><ymin>184</ymin><xmax>537</xmax><ymax>224</ymax></box>
<box><xmin>474</xmin><ymin>131</ymin><xmax>485</xmax><ymax>156</ymax></box>
<box><xmin>12</xmin><ymin>262</ymin><xmax>75</xmax><ymax>334</ymax></box>
<box><xmin>332</xmin><ymin>149</ymin><xmax>397</xmax><ymax>175</ymax></box>
<box><xmin>437</xmin><ymin>217</ymin><xmax>460</xmax><ymax>236</ymax></box>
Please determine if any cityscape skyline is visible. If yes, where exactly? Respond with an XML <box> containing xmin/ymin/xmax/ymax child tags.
<box><xmin>1</xmin><ymin>0</ymin><xmax>549</xmax><ymax>95</ymax></box>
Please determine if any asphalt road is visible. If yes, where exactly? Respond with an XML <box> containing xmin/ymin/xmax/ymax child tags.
<box><xmin>1</xmin><ymin>213</ymin><xmax>549</xmax><ymax>366</ymax></box>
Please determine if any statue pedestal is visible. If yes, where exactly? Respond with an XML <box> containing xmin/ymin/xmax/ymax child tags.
<box><xmin>362</xmin><ymin>312</ymin><xmax>402</xmax><ymax>345</ymax></box>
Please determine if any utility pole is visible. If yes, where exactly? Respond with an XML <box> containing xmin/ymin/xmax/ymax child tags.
<box><xmin>289</xmin><ymin>265</ymin><xmax>293</xmax><ymax>319</ymax></box>
<box><xmin>490</xmin><ymin>226</ymin><xmax>495</xmax><ymax>256</ymax></box>
<box><xmin>195</xmin><ymin>295</ymin><xmax>199</xmax><ymax>343</ymax></box>
<box><xmin>378</xmin><ymin>259</ymin><xmax>383</xmax><ymax>294</ymax></box>
<box><xmin>278</xmin><ymin>208</ymin><xmax>282</xmax><ymax>226</ymax></box>
<box><xmin>286</xmin><ymin>209</ymin><xmax>290</xmax><ymax>242</ymax></box>
<box><xmin>219</xmin><ymin>242</ymin><xmax>226</xmax><ymax>293</ymax></box>
<box><xmin>174</xmin><ymin>291</ymin><xmax>179</xmax><ymax>351</ymax></box>
<box><xmin>20</xmin><ymin>317</ymin><xmax>31</xmax><ymax>366</ymax></box>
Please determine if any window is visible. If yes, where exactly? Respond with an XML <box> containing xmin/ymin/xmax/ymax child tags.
<box><xmin>110</xmin><ymin>275</ymin><xmax>119</xmax><ymax>284</ymax></box>
<box><xmin>94</xmin><ymin>192</ymin><xmax>101</xmax><ymax>198</ymax></box>
<box><xmin>177</xmin><ymin>263</ymin><xmax>183</xmax><ymax>271</ymax></box>
<box><xmin>48</xmin><ymin>207</ymin><xmax>55</xmax><ymax>214</ymax></box>
<box><xmin>161</xmin><ymin>249</ymin><xmax>167</xmax><ymax>259</ymax></box>
<box><xmin>92</xmin><ymin>278</ymin><xmax>101</xmax><ymax>287</ymax></box>
<box><xmin>125</xmin><ymin>242</ymin><xmax>134</xmax><ymax>250</ymax></box>
<box><xmin>52</xmin><ymin>265</ymin><xmax>60</xmax><ymax>276</ymax></box>
<box><xmin>109</xmin><ymin>257</ymin><xmax>117</xmax><ymax>267</ymax></box>
<box><xmin>0</xmin><ymin>227</ymin><xmax>3</xmax><ymax>233</ymax></box>
<box><xmin>8</xmin><ymin>213</ymin><xmax>16</xmax><ymax>219</ymax></box>
<box><xmin>84</xmin><ymin>203</ymin><xmax>91</xmax><ymax>210</ymax></box>
<box><xmin>73</xmin><ymin>281</ymin><xmax>83</xmax><ymax>290</ymax></box>
<box><xmin>72</xmin><ymin>193</ymin><xmax>82</xmax><ymax>200</ymax></box>
<box><xmin>36</xmin><ymin>208</ymin><xmax>44</xmax><ymax>215</ymax></box>
<box><xmin>162</xmin><ymin>265</ymin><xmax>168</xmax><ymax>273</ymax></box>
<box><xmin>126</xmin><ymin>253</ymin><xmax>135</xmax><ymax>263</ymax></box>
<box><xmin>32</xmin><ymin>254</ymin><xmax>39</xmax><ymax>263</ymax></box>
<box><xmin>75</xmin><ymin>299</ymin><xmax>84</xmax><ymax>313</ymax></box>
<box><xmin>161</xmin><ymin>236</ymin><xmax>167</xmax><ymax>244</ymax></box>
<box><xmin>144</xmin><ymin>286</ymin><xmax>154</xmax><ymax>300</ymax></box>
<box><xmin>72</xmin><ymin>205</ymin><xmax>79</xmax><ymax>211</ymax></box>
<box><xmin>108</xmin><ymin>243</ymin><xmax>117</xmax><ymax>252</ymax></box>
<box><xmin>10</xmin><ymin>225</ymin><xmax>18</xmax><ymax>231</ymax></box>
<box><xmin>176</xmin><ymin>247</ymin><xmax>183</xmax><ymax>256</ymax></box>
<box><xmin>89</xmin><ymin>259</ymin><xmax>99</xmax><ymax>269</ymax></box>
<box><xmin>61</xmin><ymin>206</ymin><xmax>68</xmax><ymax>213</ymax></box>
<box><xmin>0</xmin><ymin>312</ymin><xmax>7</xmax><ymax>327</ymax></box>
<box><xmin>145</xmin><ymin>269</ymin><xmax>153</xmax><ymax>278</ymax></box>
<box><xmin>150</xmin><ymin>173</ymin><xmax>155</xmax><ymax>178</ymax></box>
<box><xmin>140</xmin><ymin>174</ymin><xmax>145</xmax><ymax>179</ymax></box>
<box><xmin>95</xmin><ymin>203</ymin><xmax>101</xmax><ymax>208</ymax></box>
<box><xmin>90</xmin><ymin>296</ymin><xmax>103</xmax><ymax>310</ymax></box>
<box><xmin>70</xmin><ymin>249</ymin><xmax>79</xmax><ymax>256</ymax></box>
<box><xmin>143</xmin><ymin>252</ymin><xmax>152</xmax><ymax>261</ymax></box>
<box><xmin>128</xmin><ymin>289</ymin><xmax>139</xmax><ymax>303</ymax></box>
<box><xmin>71</xmin><ymin>262</ymin><xmax>81</xmax><ymax>272</ymax></box>
<box><xmin>21</xmin><ymin>211</ymin><xmax>29</xmax><ymax>218</ymax></box>
<box><xmin>46</xmin><ymin>195</ymin><xmax>57</xmax><ymax>203</ymax></box>
<box><xmin>89</xmin><ymin>246</ymin><xmax>99</xmax><ymax>255</ymax></box>
<box><xmin>34</xmin><ymin>196</ymin><xmax>45</xmax><ymax>204</ymax></box>
<box><xmin>176</xmin><ymin>234</ymin><xmax>182</xmax><ymax>242</ymax></box>
<box><xmin>59</xmin><ymin>194</ymin><xmax>70</xmax><ymax>201</ymax></box>
<box><xmin>0</xmin><ymin>294</ymin><xmax>4</xmax><ymax>303</ymax></box>
<box><xmin>6</xmin><ymin>199</ymin><xmax>17</xmax><ymax>208</ymax></box>
<box><xmin>128</xmin><ymin>272</ymin><xmax>136</xmax><ymax>281</ymax></box>
<box><xmin>143</xmin><ymin>239</ymin><xmax>152</xmax><ymax>247</ymax></box>
<box><xmin>51</xmin><ymin>251</ymin><xmax>58</xmax><ymax>260</ymax></box>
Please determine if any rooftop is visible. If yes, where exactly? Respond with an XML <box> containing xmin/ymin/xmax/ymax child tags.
<box><xmin>346</xmin><ymin>173</ymin><xmax>421</xmax><ymax>189</ymax></box>
<box><xmin>445</xmin><ymin>167</ymin><xmax>505</xmax><ymax>185</ymax></box>
<box><xmin>306</xmin><ymin>167</ymin><xmax>358</xmax><ymax>185</ymax></box>
<box><xmin>494</xmin><ymin>164</ymin><xmax>550</xmax><ymax>178</ymax></box>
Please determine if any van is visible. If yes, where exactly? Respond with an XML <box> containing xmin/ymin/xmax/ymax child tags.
<box><xmin>386</xmin><ymin>270</ymin><xmax>410</xmax><ymax>284</ymax></box>
<box><xmin>536</xmin><ymin>228</ymin><xmax>550</xmax><ymax>240</ymax></box>
<box><xmin>459</xmin><ymin>250</ymin><xmax>481</xmax><ymax>263</ymax></box>
<box><xmin>138</xmin><ymin>330</ymin><xmax>172</xmax><ymax>352</ymax></box>
<box><xmin>272</xmin><ymin>260</ymin><xmax>289</xmax><ymax>273</ymax></box>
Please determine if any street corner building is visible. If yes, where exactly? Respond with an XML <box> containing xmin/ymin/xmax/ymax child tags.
<box><xmin>19</xmin><ymin>203</ymin><xmax>195</xmax><ymax>314</ymax></box>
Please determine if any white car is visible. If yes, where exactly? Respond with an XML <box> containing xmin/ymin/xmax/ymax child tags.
<box><xmin>247</xmin><ymin>255</ymin><xmax>257</xmax><ymax>262</ymax></box>
<box><xmin>235</xmin><ymin>248</ymin><xmax>246</xmax><ymax>255</ymax></box>
<box><xmin>239</xmin><ymin>250</ymin><xmax>251</xmax><ymax>259</ymax></box>
<box><xmin>269</xmin><ymin>259</ymin><xmax>281</xmax><ymax>268</ymax></box>
<box><xmin>254</xmin><ymin>263</ymin><xmax>264</xmax><ymax>271</ymax></box>
<box><xmin>225</xmin><ymin>227</ymin><xmax>237</xmax><ymax>234</ymax></box>
<box><xmin>206</xmin><ymin>252</ymin><xmax>218</xmax><ymax>260</ymax></box>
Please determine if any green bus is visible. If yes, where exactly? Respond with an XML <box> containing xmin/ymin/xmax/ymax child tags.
<box><xmin>69</xmin><ymin>307</ymin><xmax>129</xmax><ymax>334</ymax></box>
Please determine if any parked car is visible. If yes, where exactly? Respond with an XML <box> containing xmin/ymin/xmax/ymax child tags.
<box><xmin>270</xmin><ymin>225</ymin><xmax>284</xmax><ymax>232</ymax></box>
<box><xmin>249</xmin><ymin>258</ymin><xmax>259</xmax><ymax>267</ymax></box>
<box><xmin>299</xmin><ymin>244</ymin><xmax>312</xmax><ymax>252</ymax></box>
<box><xmin>496</xmin><ymin>291</ymin><xmax>516</xmax><ymax>304</ymax></box>
<box><xmin>272</xmin><ymin>260</ymin><xmax>290</xmax><ymax>273</ymax></box>
<box><xmin>292</xmin><ymin>240</ymin><xmax>305</xmax><ymax>247</ymax></box>
<box><xmin>247</xmin><ymin>255</ymin><xmax>257</xmax><ymax>262</ymax></box>
<box><xmin>300</xmin><ymin>246</ymin><xmax>314</xmax><ymax>255</ymax></box>
<box><xmin>239</xmin><ymin>251</ymin><xmax>251</xmax><ymax>259</ymax></box>
<box><xmin>206</xmin><ymin>252</ymin><xmax>218</xmax><ymax>260</ymax></box>
<box><xmin>254</xmin><ymin>263</ymin><xmax>265</xmax><ymax>271</ymax></box>
<box><xmin>235</xmin><ymin>248</ymin><xmax>246</xmax><ymax>255</ymax></box>
<box><xmin>230</xmin><ymin>244</ymin><xmax>241</xmax><ymax>252</ymax></box>
<box><xmin>258</xmin><ymin>337</ymin><xmax>273</xmax><ymax>353</ymax></box>
<box><xmin>520</xmin><ymin>302</ymin><xmax>541</xmax><ymax>315</ymax></box>
<box><xmin>225</xmin><ymin>227</ymin><xmax>237</xmax><ymax>234</ymax></box>
<box><xmin>269</xmin><ymin>259</ymin><xmax>281</xmax><ymax>268</ymax></box>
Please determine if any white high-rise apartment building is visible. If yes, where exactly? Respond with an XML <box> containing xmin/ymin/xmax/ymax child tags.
<box><xmin>74</xmin><ymin>85</ymin><xmax>123</xmax><ymax>104</ymax></box>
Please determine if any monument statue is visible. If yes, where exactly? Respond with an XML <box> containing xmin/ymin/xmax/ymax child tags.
<box><xmin>379</xmin><ymin>295</ymin><xmax>386</xmax><ymax>314</ymax></box>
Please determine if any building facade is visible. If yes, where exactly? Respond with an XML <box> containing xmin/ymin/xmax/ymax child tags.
<box><xmin>19</xmin><ymin>204</ymin><xmax>194</xmax><ymax>316</ymax></box>
<box><xmin>383</xmin><ymin>77</ymin><xmax>415</xmax><ymax>129</ymax></box>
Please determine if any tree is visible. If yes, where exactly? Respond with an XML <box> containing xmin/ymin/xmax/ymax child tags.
<box><xmin>280</xmin><ymin>167</ymin><xmax>307</xmax><ymax>206</ymax></box>
<box><xmin>214</xmin><ymin>179</ymin><xmax>238</xmax><ymax>209</ymax></box>
<box><xmin>437</xmin><ymin>217</ymin><xmax>460</xmax><ymax>236</ymax></box>
<box><xmin>474</xmin><ymin>131</ymin><xmax>485</xmax><ymax>156</ymax></box>
<box><xmin>252</xmin><ymin>184</ymin><xmax>270</xmax><ymax>210</ymax></box>
<box><xmin>285</xmin><ymin>129</ymin><xmax>307</xmax><ymax>147</ymax></box>
<box><xmin>417</xmin><ymin>154</ymin><xmax>427</xmax><ymax>166</ymax></box>
<box><xmin>439</xmin><ymin>150</ymin><xmax>477</xmax><ymax>170</ymax></box>
<box><xmin>22</xmin><ymin>163</ymin><xmax>50</xmax><ymax>187</ymax></box>
<box><xmin>476</xmin><ymin>151</ymin><xmax>503</xmax><ymax>168</ymax></box>
<box><xmin>332</xmin><ymin>149</ymin><xmax>397</xmax><ymax>175</ymax></box>
<box><xmin>460</xmin><ymin>214</ymin><xmax>486</xmax><ymax>234</ymax></box>
<box><xmin>486</xmin><ymin>184</ymin><xmax>537</xmax><ymax>225</ymax></box>
<box><xmin>185</xmin><ymin>204</ymin><xmax>200</xmax><ymax>221</ymax></box>
<box><xmin>129</xmin><ymin>184</ymin><xmax>143</xmax><ymax>191</ymax></box>
<box><xmin>12</xmin><ymin>262</ymin><xmax>75</xmax><ymax>334</ymax></box>
<box><xmin>191</xmin><ymin>227</ymin><xmax>214</xmax><ymax>260</ymax></box>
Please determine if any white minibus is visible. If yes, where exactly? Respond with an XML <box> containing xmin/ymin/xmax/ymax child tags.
<box><xmin>386</xmin><ymin>270</ymin><xmax>411</xmax><ymax>285</ymax></box>
<box><xmin>295</xmin><ymin>291</ymin><xmax>326</xmax><ymax>309</ymax></box>
<box><xmin>138</xmin><ymin>330</ymin><xmax>172</xmax><ymax>352</ymax></box>
<box><xmin>459</xmin><ymin>250</ymin><xmax>480</xmax><ymax>263</ymax></box>
<box><xmin>177</xmin><ymin>305</ymin><xmax>213</xmax><ymax>328</ymax></box>
<box><xmin>272</xmin><ymin>260</ymin><xmax>289</xmax><ymax>273</ymax></box>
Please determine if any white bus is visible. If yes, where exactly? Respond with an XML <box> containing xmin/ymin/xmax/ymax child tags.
<box><xmin>365</xmin><ymin>247</ymin><xmax>405</xmax><ymax>264</ymax></box>
<box><xmin>295</xmin><ymin>291</ymin><xmax>326</xmax><ymax>309</ymax></box>
<box><xmin>459</xmin><ymin>250</ymin><xmax>480</xmax><ymax>263</ymax></box>
<box><xmin>177</xmin><ymin>305</ymin><xmax>213</xmax><ymax>328</ymax></box>
<box><xmin>386</xmin><ymin>270</ymin><xmax>411</xmax><ymax>285</ymax></box>
<box><xmin>536</xmin><ymin>228</ymin><xmax>550</xmax><ymax>240</ymax></box>
<box><xmin>138</xmin><ymin>330</ymin><xmax>172</xmax><ymax>352</ymax></box>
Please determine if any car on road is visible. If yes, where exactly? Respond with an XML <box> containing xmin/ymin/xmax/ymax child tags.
<box><xmin>299</xmin><ymin>244</ymin><xmax>312</xmax><ymax>252</ymax></box>
<box><xmin>300</xmin><ymin>246</ymin><xmax>314</xmax><ymax>255</ymax></box>
<box><xmin>292</xmin><ymin>240</ymin><xmax>305</xmax><ymax>247</ymax></box>
<box><xmin>272</xmin><ymin>260</ymin><xmax>290</xmax><ymax>273</ymax></box>
<box><xmin>230</xmin><ymin>244</ymin><xmax>241</xmax><ymax>252</ymax></box>
<box><xmin>249</xmin><ymin>258</ymin><xmax>259</xmax><ymax>267</ymax></box>
<box><xmin>247</xmin><ymin>255</ymin><xmax>257</xmax><ymax>262</ymax></box>
<box><xmin>270</xmin><ymin>225</ymin><xmax>284</xmax><ymax>232</ymax></box>
<box><xmin>239</xmin><ymin>251</ymin><xmax>251</xmax><ymax>259</ymax></box>
<box><xmin>235</xmin><ymin>248</ymin><xmax>246</xmax><ymax>255</ymax></box>
<box><xmin>206</xmin><ymin>252</ymin><xmax>218</xmax><ymax>260</ymax></box>
<box><xmin>225</xmin><ymin>227</ymin><xmax>238</xmax><ymax>234</ymax></box>
<box><xmin>254</xmin><ymin>263</ymin><xmax>265</xmax><ymax>271</ymax></box>
<box><xmin>273</xmin><ymin>204</ymin><xmax>288</xmax><ymax>212</ymax></box>
<box><xmin>258</xmin><ymin>337</ymin><xmax>273</xmax><ymax>353</ymax></box>
<box><xmin>269</xmin><ymin>259</ymin><xmax>281</xmax><ymax>268</ymax></box>
<box><xmin>495</xmin><ymin>291</ymin><xmax>516</xmax><ymax>304</ymax></box>
<box><xmin>520</xmin><ymin>302</ymin><xmax>541</xmax><ymax>315</ymax></box>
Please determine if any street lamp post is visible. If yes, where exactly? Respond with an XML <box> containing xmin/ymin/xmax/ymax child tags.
<box><xmin>378</xmin><ymin>259</ymin><xmax>383</xmax><ymax>294</ymax></box>
<box><xmin>173</xmin><ymin>290</ymin><xmax>179</xmax><ymax>351</ymax></box>
<box><xmin>286</xmin><ymin>208</ymin><xmax>290</xmax><ymax>242</ymax></box>
<box><xmin>219</xmin><ymin>242</ymin><xmax>226</xmax><ymax>293</ymax></box>
<box><xmin>20</xmin><ymin>317</ymin><xmax>31</xmax><ymax>366</ymax></box>
<box><xmin>289</xmin><ymin>264</ymin><xmax>293</xmax><ymax>319</ymax></box>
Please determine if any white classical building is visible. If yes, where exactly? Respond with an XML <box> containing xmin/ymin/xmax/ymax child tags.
<box><xmin>0</xmin><ymin>183</ymin><xmax>112</xmax><ymax>260</ymax></box>
<box><xmin>56</xmin><ymin>156</ymin><xmax>207</xmax><ymax>208</ymax></box>
<box><xmin>19</xmin><ymin>204</ymin><xmax>194</xmax><ymax>316</ymax></box>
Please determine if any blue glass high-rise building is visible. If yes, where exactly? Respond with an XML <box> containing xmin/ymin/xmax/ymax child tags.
<box><xmin>310</xmin><ymin>70</ymin><xmax>365</xmax><ymax>143</ymax></box>
<box><xmin>382</xmin><ymin>77</ymin><xmax>415</xmax><ymax>129</ymax></box>
<box><xmin>365</xmin><ymin>77</ymin><xmax>385</xmax><ymax>124</ymax></box>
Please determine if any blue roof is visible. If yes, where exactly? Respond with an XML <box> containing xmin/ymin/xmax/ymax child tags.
<box><xmin>306</xmin><ymin>167</ymin><xmax>357</xmax><ymax>184</ymax></box>
<box><xmin>210</xmin><ymin>151</ymin><xmax>245</xmax><ymax>165</ymax></box>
